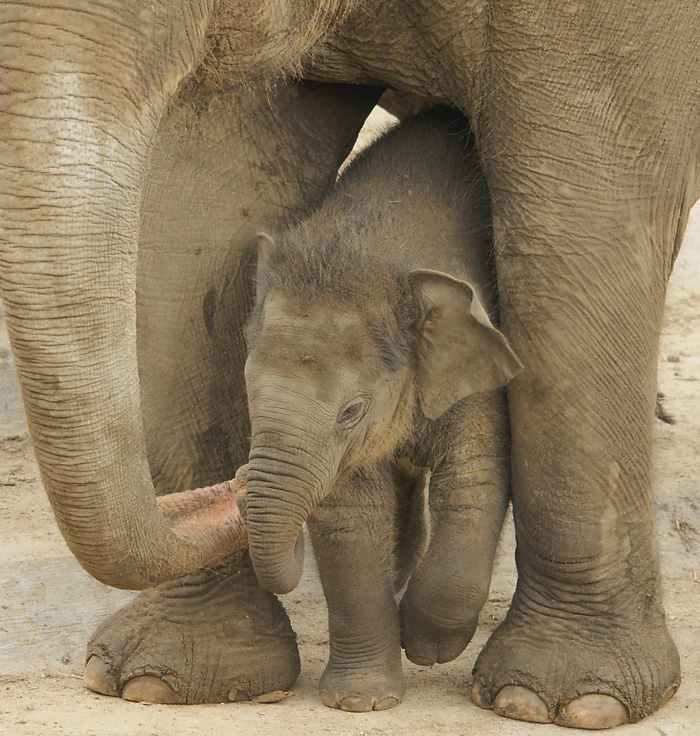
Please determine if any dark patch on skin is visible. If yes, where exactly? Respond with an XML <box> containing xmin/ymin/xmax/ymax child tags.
<box><xmin>342</xmin><ymin>340</ymin><xmax>363</xmax><ymax>364</ymax></box>
<box><xmin>203</xmin><ymin>288</ymin><xmax>218</xmax><ymax>336</ymax></box>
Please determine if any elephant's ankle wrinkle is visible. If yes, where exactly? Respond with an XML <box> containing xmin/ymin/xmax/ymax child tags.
<box><xmin>509</xmin><ymin>566</ymin><xmax>664</xmax><ymax>622</ymax></box>
<box><xmin>414</xmin><ymin>611</ymin><xmax>478</xmax><ymax>632</ymax></box>
<box><xmin>327</xmin><ymin>641</ymin><xmax>401</xmax><ymax>668</ymax></box>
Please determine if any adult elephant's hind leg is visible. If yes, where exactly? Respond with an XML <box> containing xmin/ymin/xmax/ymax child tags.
<box><xmin>84</xmin><ymin>80</ymin><xmax>380</xmax><ymax>703</ymax></box>
<box><xmin>470</xmin><ymin>31</ymin><xmax>693</xmax><ymax>724</ymax></box>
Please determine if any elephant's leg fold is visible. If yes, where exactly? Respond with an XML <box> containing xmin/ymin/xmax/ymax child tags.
<box><xmin>470</xmin><ymin>15</ymin><xmax>695</xmax><ymax>722</ymax></box>
<box><xmin>85</xmin><ymin>553</ymin><xmax>299</xmax><ymax>704</ymax></box>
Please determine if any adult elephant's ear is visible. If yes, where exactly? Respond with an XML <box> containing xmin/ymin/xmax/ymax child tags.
<box><xmin>409</xmin><ymin>269</ymin><xmax>522</xmax><ymax>420</ymax></box>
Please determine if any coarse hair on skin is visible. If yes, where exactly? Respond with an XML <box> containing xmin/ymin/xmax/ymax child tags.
<box><xmin>249</xmin><ymin>210</ymin><xmax>424</xmax><ymax>375</ymax></box>
<box><xmin>248</xmin><ymin>107</ymin><xmax>487</xmax><ymax>373</ymax></box>
<box><xmin>188</xmin><ymin>0</ymin><xmax>365</xmax><ymax>93</ymax></box>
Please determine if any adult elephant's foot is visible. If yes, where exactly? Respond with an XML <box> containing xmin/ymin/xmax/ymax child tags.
<box><xmin>319</xmin><ymin>652</ymin><xmax>405</xmax><ymax>712</ymax></box>
<box><xmin>84</xmin><ymin>554</ymin><xmax>299</xmax><ymax>704</ymax></box>
<box><xmin>471</xmin><ymin>588</ymin><xmax>680</xmax><ymax>729</ymax></box>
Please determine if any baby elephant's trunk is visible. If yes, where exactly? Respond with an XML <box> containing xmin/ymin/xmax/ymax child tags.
<box><xmin>244</xmin><ymin>447</ymin><xmax>327</xmax><ymax>595</ymax></box>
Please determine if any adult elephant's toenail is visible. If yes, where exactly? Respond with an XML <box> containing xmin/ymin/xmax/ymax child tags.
<box><xmin>558</xmin><ymin>693</ymin><xmax>629</xmax><ymax>729</ymax></box>
<box><xmin>374</xmin><ymin>696</ymin><xmax>400</xmax><ymax>711</ymax></box>
<box><xmin>122</xmin><ymin>675</ymin><xmax>180</xmax><ymax>704</ymax></box>
<box><xmin>319</xmin><ymin>690</ymin><xmax>338</xmax><ymax>709</ymax></box>
<box><xmin>658</xmin><ymin>683</ymin><xmax>679</xmax><ymax>709</ymax></box>
<box><xmin>84</xmin><ymin>656</ymin><xmax>119</xmax><ymax>697</ymax></box>
<box><xmin>471</xmin><ymin>679</ymin><xmax>492</xmax><ymax>709</ymax></box>
<box><xmin>493</xmin><ymin>685</ymin><xmax>550</xmax><ymax>723</ymax></box>
<box><xmin>339</xmin><ymin>695</ymin><xmax>372</xmax><ymax>712</ymax></box>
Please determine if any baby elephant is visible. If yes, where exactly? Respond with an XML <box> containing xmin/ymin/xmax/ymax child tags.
<box><xmin>243</xmin><ymin>108</ymin><xmax>521</xmax><ymax>711</ymax></box>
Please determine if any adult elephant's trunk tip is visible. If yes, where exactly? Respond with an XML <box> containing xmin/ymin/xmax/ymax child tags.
<box><xmin>155</xmin><ymin>469</ymin><xmax>250</xmax><ymax>560</ymax></box>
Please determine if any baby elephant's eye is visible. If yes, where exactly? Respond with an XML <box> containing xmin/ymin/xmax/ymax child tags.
<box><xmin>336</xmin><ymin>398</ymin><xmax>369</xmax><ymax>428</ymax></box>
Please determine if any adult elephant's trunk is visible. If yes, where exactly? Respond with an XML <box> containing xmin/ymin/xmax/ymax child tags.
<box><xmin>0</xmin><ymin>2</ymin><xmax>241</xmax><ymax>589</ymax></box>
<box><xmin>245</xmin><ymin>416</ymin><xmax>337</xmax><ymax>595</ymax></box>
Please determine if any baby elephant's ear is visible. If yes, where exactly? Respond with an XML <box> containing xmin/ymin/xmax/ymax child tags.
<box><xmin>409</xmin><ymin>269</ymin><xmax>522</xmax><ymax>420</ymax></box>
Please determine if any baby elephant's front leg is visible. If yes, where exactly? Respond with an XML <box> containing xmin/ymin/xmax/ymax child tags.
<box><xmin>401</xmin><ymin>390</ymin><xmax>510</xmax><ymax>666</ymax></box>
<box><xmin>307</xmin><ymin>466</ymin><xmax>405</xmax><ymax>712</ymax></box>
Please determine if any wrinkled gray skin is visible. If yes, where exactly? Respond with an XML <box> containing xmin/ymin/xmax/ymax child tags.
<box><xmin>245</xmin><ymin>109</ymin><xmax>522</xmax><ymax>710</ymax></box>
<box><xmin>1</xmin><ymin>0</ymin><xmax>697</xmax><ymax>728</ymax></box>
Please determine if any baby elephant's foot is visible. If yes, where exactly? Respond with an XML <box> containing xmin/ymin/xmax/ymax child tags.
<box><xmin>85</xmin><ymin>556</ymin><xmax>299</xmax><ymax>704</ymax></box>
<box><xmin>399</xmin><ymin>585</ymin><xmax>481</xmax><ymax>666</ymax></box>
<box><xmin>319</xmin><ymin>653</ymin><xmax>405</xmax><ymax>712</ymax></box>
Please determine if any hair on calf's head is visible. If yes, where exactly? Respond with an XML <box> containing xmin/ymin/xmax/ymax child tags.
<box><xmin>249</xmin><ymin>206</ymin><xmax>422</xmax><ymax>373</ymax></box>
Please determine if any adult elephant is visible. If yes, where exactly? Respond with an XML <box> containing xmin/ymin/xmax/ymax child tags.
<box><xmin>0</xmin><ymin>0</ymin><xmax>697</xmax><ymax>729</ymax></box>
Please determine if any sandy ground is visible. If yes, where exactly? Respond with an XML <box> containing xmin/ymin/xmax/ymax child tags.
<box><xmin>0</xmin><ymin>109</ymin><xmax>699</xmax><ymax>735</ymax></box>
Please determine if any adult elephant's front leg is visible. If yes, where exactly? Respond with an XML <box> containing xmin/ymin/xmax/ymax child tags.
<box><xmin>473</xmin><ymin>160</ymin><xmax>683</xmax><ymax>728</ymax></box>
<box><xmin>469</xmin><ymin>25</ymin><xmax>695</xmax><ymax>726</ymax></box>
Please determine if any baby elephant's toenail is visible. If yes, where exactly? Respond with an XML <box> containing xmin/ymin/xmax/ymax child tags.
<box><xmin>339</xmin><ymin>695</ymin><xmax>372</xmax><ymax>712</ymax></box>
<box><xmin>319</xmin><ymin>690</ymin><xmax>336</xmax><ymax>709</ymax></box>
<box><xmin>493</xmin><ymin>685</ymin><xmax>550</xmax><ymax>723</ymax></box>
<box><xmin>471</xmin><ymin>679</ymin><xmax>492</xmax><ymax>709</ymax></box>
<box><xmin>558</xmin><ymin>693</ymin><xmax>629</xmax><ymax>729</ymax></box>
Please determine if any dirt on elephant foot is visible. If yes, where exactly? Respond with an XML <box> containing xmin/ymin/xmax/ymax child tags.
<box><xmin>85</xmin><ymin>554</ymin><xmax>300</xmax><ymax>704</ymax></box>
<box><xmin>471</xmin><ymin>588</ymin><xmax>680</xmax><ymax>729</ymax></box>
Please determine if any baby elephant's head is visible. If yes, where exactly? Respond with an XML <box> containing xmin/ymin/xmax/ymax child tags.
<box><xmin>243</xmin><ymin>232</ymin><xmax>521</xmax><ymax>595</ymax></box>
